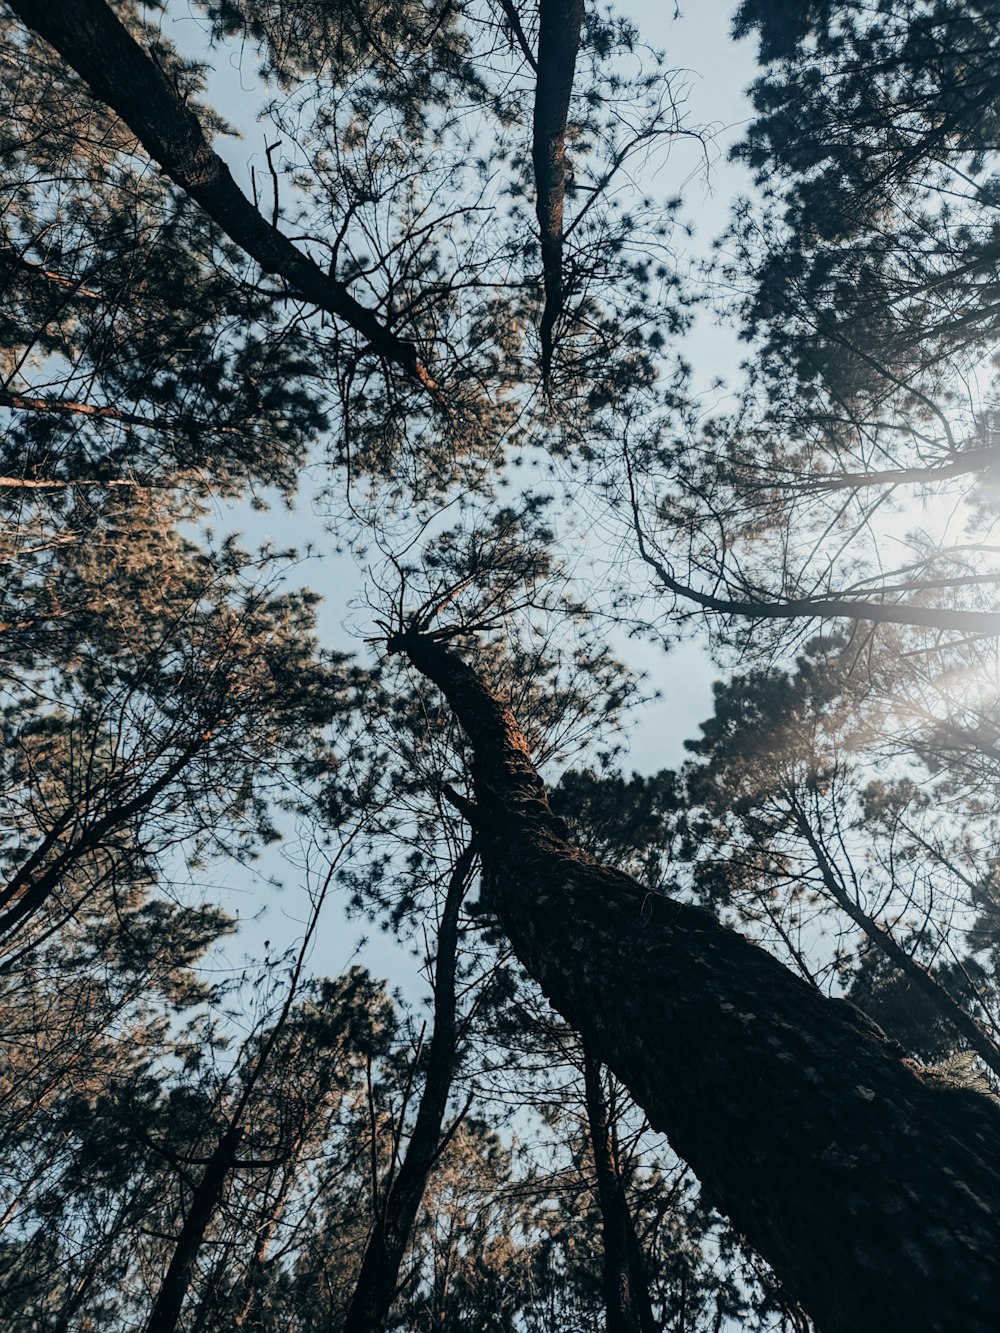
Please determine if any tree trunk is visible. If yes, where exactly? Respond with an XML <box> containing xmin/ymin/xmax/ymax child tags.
<box><xmin>532</xmin><ymin>0</ymin><xmax>584</xmax><ymax>380</ymax></box>
<box><xmin>343</xmin><ymin>843</ymin><xmax>475</xmax><ymax>1333</ymax></box>
<box><xmin>789</xmin><ymin>799</ymin><xmax>1000</xmax><ymax>1079</ymax></box>
<box><xmin>8</xmin><ymin>0</ymin><xmax>433</xmax><ymax>388</ymax></box>
<box><xmin>582</xmin><ymin>1048</ymin><xmax>658</xmax><ymax>1333</ymax></box>
<box><xmin>145</xmin><ymin>1124</ymin><xmax>242</xmax><ymax>1333</ymax></box>
<box><xmin>392</xmin><ymin>627</ymin><xmax>1000</xmax><ymax>1333</ymax></box>
<box><xmin>232</xmin><ymin>1136</ymin><xmax>306</xmax><ymax>1330</ymax></box>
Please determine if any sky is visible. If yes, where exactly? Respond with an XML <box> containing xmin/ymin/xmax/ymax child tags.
<box><xmin>159</xmin><ymin>0</ymin><xmax>763</xmax><ymax>987</ymax></box>
<box><xmin>166</xmin><ymin>0</ymin><xmax>760</xmax><ymax>762</ymax></box>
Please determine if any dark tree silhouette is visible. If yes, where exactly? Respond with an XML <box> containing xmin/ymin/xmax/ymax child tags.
<box><xmin>392</xmin><ymin>624</ymin><xmax>1000</xmax><ymax>1333</ymax></box>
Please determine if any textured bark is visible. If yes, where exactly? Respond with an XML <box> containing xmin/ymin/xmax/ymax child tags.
<box><xmin>532</xmin><ymin>0</ymin><xmax>585</xmax><ymax>381</ymax></box>
<box><xmin>8</xmin><ymin>0</ymin><xmax>435</xmax><ymax>389</ymax></box>
<box><xmin>582</xmin><ymin>1048</ymin><xmax>658</xmax><ymax>1333</ymax></box>
<box><xmin>391</xmin><ymin>627</ymin><xmax>1000</xmax><ymax>1333</ymax></box>
<box><xmin>343</xmin><ymin>843</ymin><xmax>475</xmax><ymax>1333</ymax></box>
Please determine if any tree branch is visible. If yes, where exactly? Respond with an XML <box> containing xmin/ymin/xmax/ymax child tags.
<box><xmin>8</xmin><ymin>0</ymin><xmax>437</xmax><ymax>390</ymax></box>
<box><xmin>804</xmin><ymin>446</ymin><xmax>1000</xmax><ymax>493</ymax></box>
<box><xmin>623</xmin><ymin>447</ymin><xmax>1000</xmax><ymax>635</ymax></box>
<box><xmin>0</xmin><ymin>386</ymin><xmax>251</xmax><ymax>449</ymax></box>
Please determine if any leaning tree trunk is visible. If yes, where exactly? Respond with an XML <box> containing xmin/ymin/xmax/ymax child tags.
<box><xmin>9</xmin><ymin>0</ymin><xmax>433</xmax><ymax>388</ymax></box>
<box><xmin>391</xmin><ymin>627</ymin><xmax>1000</xmax><ymax>1333</ymax></box>
<box><xmin>145</xmin><ymin>1124</ymin><xmax>242</xmax><ymax>1333</ymax></box>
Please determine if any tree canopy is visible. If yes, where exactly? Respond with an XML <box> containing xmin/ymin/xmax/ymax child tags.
<box><xmin>2</xmin><ymin>1</ymin><xmax>1000</xmax><ymax>1330</ymax></box>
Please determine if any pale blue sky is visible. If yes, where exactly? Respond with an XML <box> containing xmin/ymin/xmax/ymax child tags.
<box><xmin>159</xmin><ymin>0</ymin><xmax>761</xmax><ymax>980</ymax></box>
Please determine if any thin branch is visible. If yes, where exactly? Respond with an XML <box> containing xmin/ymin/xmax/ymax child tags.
<box><xmin>623</xmin><ymin>446</ymin><xmax>1000</xmax><ymax>636</ymax></box>
<box><xmin>496</xmin><ymin>0</ymin><xmax>538</xmax><ymax>70</ymax></box>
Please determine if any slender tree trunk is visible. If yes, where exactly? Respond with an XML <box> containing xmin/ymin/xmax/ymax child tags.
<box><xmin>343</xmin><ymin>842</ymin><xmax>476</xmax><ymax>1333</ymax></box>
<box><xmin>145</xmin><ymin>1124</ymin><xmax>242</xmax><ymax>1333</ymax></box>
<box><xmin>53</xmin><ymin>1262</ymin><xmax>100</xmax><ymax>1333</ymax></box>
<box><xmin>532</xmin><ymin>0</ymin><xmax>584</xmax><ymax>380</ymax></box>
<box><xmin>392</xmin><ymin>628</ymin><xmax>1000</xmax><ymax>1333</ymax></box>
<box><xmin>582</xmin><ymin>1048</ymin><xmax>658</xmax><ymax>1333</ymax></box>
<box><xmin>789</xmin><ymin>800</ymin><xmax>1000</xmax><ymax>1079</ymax></box>
<box><xmin>232</xmin><ymin>1141</ymin><xmax>304</xmax><ymax>1329</ymax></box>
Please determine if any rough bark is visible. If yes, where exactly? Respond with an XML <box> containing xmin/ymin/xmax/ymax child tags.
<box><xmin>532</xmin><ymin>0</ymin><xmax>585</xmax><ymax>381</ymax></box>
<box><xmin>391</xmin><ymin>627</ymin><xmax>1000</xmax><ymax>1333</ymax></box>
<box><xmin>343</xmin><ymin>842</ymin><xmax>476</xmax><ymax>1333</ymax></box>
<box><xmin>582</xmin><ymin>1048</ymin><xmax>658</xmax><ymax>1333</ymax></box>
<box><xmin>8</xmin><ymin>0</ymin><xmax>435</xmax><ymax>389</ymax></box>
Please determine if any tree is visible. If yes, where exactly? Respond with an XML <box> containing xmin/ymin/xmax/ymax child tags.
<box><xmin>7</xmin><ymin>1</ymin><xmax>1000</xmax><ymax>1328</ymax></box>
<box><xmin>1</xmin><ymin>499</ymin><xmax>356</xmax><ymax>958</ymax></box>
<box><xmin>732</xmin><ymin>0</ymin><xmax>1000</xmax><ymax>410</ymax></box>
<box><xmin>604</xmin><ymin>0</ymin><xmax>1000</xmax><ymax>647</ymax></box>
<box><xmin>143</xmin><ymin>966</ymin><xmax>392</xmax><ymax>1333</ymax></box>
<box><xmin>0</xmin><ymin>903</ymin><xmax>227</xmax><ymax>1330</ymax></box>
<box><xmin>9</xmin><ymin>0</ymin><xmax>690</xmax><ymax>484</ymax></box>
<box><xmin>339</xmin><ymin>504</ymin><xmax>651</xmax><ymax>1331</ymax></box>
<box><xmin>0</xmin><ymin>5</ymin><xmax>328</xmax><ymax>498</ymax></box>
<box><xmin>392</xmin><ymin>623</ymin><xmax>1000</xmax><ymax>1333</ymax></box>
<box><xmin>677</xmin><ymin>646</ymin><xmax>1000</xmax><ymax>1078</ymax></box>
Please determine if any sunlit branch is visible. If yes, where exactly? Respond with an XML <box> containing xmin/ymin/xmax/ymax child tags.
<box><xmin>624</xmin><ymin>447</ymin><xmax>1000</xmax><ymax>635</ymax></box>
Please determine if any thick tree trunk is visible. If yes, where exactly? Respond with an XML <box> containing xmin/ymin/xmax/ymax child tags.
<box><xmin>582</xmin><ymin>1048</ymin><xmax>658</xmax><ymax>1333</ymax></box>
<box><xmin>343</xmin><ymin>843</ymin><xmax>475</xmax><ymax>1333</ymax></box>
<box><xmin>391</xmin><ymin>627</ymin><xmax>1000</xmax><ymax>1333</ymax></box>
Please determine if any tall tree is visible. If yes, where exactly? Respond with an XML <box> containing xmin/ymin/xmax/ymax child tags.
<box><xmin>392</xmin><ymin>622</ymin><xmax>1000</xmax><ymax>1333</ymax></box>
